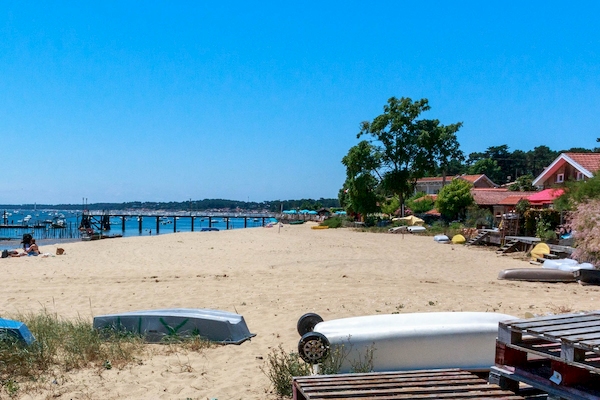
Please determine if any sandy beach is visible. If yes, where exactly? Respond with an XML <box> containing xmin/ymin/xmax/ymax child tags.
<box><xmin>2</xmin><ymin>223</ymin><xmax>598</xmax><ymax>399</ymax></box>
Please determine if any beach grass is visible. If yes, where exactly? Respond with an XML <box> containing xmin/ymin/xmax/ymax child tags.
<box><xmin>0</xmin><ymin>310</ymin><xmax>213</xmax><ymax>397</ymax></box>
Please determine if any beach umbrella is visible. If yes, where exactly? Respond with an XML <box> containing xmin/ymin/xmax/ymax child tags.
<box><xmin>335</xmin><ymin>211</ymin><xmax>347</xmax><ymax>215</ymax></box>
<box><xmin>282</xmin><ymin>210</ymin><xmax>298</xmax><ymax>214</ymax></box>
<box><xmin>307</xmin><ymin>210</ymin><xmax>318</xmax><ymax>215</ymax></box>
<box><xmin>300</xmin><ymin>209</ymin><xmax>311</xmax><ymax>214</ymax></box>
<box><xmin>392</xmin><ymin>215</ymin><xmax>424</xmax><ymax>226</ymax></box>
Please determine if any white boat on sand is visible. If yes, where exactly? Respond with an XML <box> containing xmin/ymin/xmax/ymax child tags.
<box><xmin>296</xmin><ymin>311</ymin><xmax>516</xmax><ymax>373</ymax></box>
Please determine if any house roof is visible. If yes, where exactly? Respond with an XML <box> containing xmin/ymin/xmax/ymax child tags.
<box><xmin>566</xmin><ymin>153</ymin><xmax>600</xmax><ymax>173</ymax></box>
<box><xmin>497</xmin><ymin>193</ymin><xmax>538</xmax><ymax>206</ymax></box>
<box><xmin>459</xmin><ymin>174</ymin><xmax>497</xmax><ymax>186</ymax></box>
<box><xmin>474</xmin><ymin>189</ymin><xmax>544</xmax><ymax>206</ymax></box>
<box><xmin>470</xmin><ymin>188</ymin><xmax>510</xmax><ymax>205</ymax></box>
<box><xmin>532</xmin><ymin>152</ymin><xmax>600</xmax><ymax>186</ymax></box>
<box><xmin>528</xmin><ymin>188</ymin><xmax>565</xmax><ymax>204</ymax></box>
<box><xmin>415</xmin><ymin>174</ymin><xmax>498</xmax><ymax>187</ymax></box>
<box><xmin>414</xmin><ymin>194</ymin><xmax>438</xmax><ymax>202</ymax></box>
<box><xmin>416</xmin><ymin>176</ymin><xmax>446</xmax><ymax>183</ymax></box>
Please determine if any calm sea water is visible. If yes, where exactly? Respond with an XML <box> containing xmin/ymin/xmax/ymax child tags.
<box><xmin>0</xmin><ymin>210</ymin><xmax>278</xmax><ymax>251</ymax></box>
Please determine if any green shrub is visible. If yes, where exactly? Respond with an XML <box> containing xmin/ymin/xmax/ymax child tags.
<box><xmin>321</xmin><ymin>216</ymin><xmax>343</xmax><ymax>228</ymax></box>
<box><xmin>465</xmin><ymin>206</ymin><xmax>493</xmax><ymax>228</ymax></box>
<box><xmin>524</xmin><ymin>209</ymin><xmax>560</xmax><ymax>237</ymax></box>
<box><xmin>261</xmin><ymin>345</ymin><xmax>312</xmax><ymax>397</ymax></box>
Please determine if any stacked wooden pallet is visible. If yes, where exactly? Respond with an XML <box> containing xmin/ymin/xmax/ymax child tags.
<box><xmin>490</xmin><ymin>312</ymin><xmax>600</xmax><ymax>399</ymax></box>
<box><xmin>293</xmin><ymin>369</ymin><xmax>525</xmax><ymax>399</ymax></box>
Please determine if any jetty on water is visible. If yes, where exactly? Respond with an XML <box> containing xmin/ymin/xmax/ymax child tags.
<box><xmin>80</xmin><ymin>211</ymin><xmax>277</xmax><ymax>234</ymax></box>
<box><xmin>0</xmin><ymin>209</ymin><xmax>279</xmax><ymax>243</ymax></box>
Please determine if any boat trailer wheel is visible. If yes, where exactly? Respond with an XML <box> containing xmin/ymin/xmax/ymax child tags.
<box><xmin>296</xmin><ymin>313</ymin><xmax>324</xmax><ymax>336</ymax></box>
<box><xmin>298</xmin><ymin>332</ymin><xmax>330</xmax><ymax>364</ymax></box>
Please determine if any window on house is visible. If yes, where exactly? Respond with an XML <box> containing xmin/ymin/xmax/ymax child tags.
<box><xmin>577</xmin><ymin>172</ymin><xmax>584</xmax><ymax>181</ymax></box>
<box><xmin>556</xmin><ymin>173</ymin><xmax>564</xmax><ymax>183</ymax></box>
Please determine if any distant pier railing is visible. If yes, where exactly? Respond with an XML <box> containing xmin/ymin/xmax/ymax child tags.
<box><xmin>0</xmin><ymin>223</ymin><xmax>81</xmax><ymax>241</ymax></box>
<box><xmin>0</xmin><ymin>212</ymin><xmax>282</xmax><ymax>242</ymax></box>
<box><xmin>80</xmin><ymin>213</ymin><xmax>279</xmax><ymax>234</ymax></box>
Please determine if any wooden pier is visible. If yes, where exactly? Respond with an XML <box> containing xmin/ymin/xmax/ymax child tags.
<box><xmin>80</xmin><ymin>212</ymin><xmax>277</xmax><ymax>234</ymax></box>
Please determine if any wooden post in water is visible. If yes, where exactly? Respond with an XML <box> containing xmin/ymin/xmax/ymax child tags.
<box><xmin>138</xmin><ymin>216</ymin><xmax>142</xmax><ymax>232</ymax></box>
<box><xmin>191</xmin><ymin>216</ymin><xmax>194</xmax><ymax>232</ymax></box>
<box><xmin>156</xmin><ymin>216</ymin><xmax>160</xmax><ymax>234</ymax></box>
<box><xmin>173</xmin><ymin>217</ymin><xmax>177</xmax><ymax>233</ymax></box>
<box><xmin>244</xmin><ymin>217</ymin><xmax>247</xmax><ymax>228</ymax></box>
<box><xmin>226</xmin><ymin>218</ymin><xmax>229</xmax><ymax>230</ymax></box>
<box><xmin>121</xmin><ymin>216</ymin><xmax>126</xmax><ymax>231</ymax></box>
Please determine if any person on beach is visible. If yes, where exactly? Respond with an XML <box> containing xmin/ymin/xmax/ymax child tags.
<box><xmin>8</xmin><ymin>237</ymin><xmax>40</xmax><ymax>257</ymax></box>
<box><xmin>25</xmin><ymin>238</ymin><xmax>40</xmax><ymax>256</ymax></box>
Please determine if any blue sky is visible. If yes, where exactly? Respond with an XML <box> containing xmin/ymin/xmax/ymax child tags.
<box><xmin>1</xmin><ymin>1</ymin><xmax>599</xmax><ymax>204</ymax></box>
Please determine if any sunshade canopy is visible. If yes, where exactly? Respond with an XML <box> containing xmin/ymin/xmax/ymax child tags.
<box><xmin>528</xmin><ymin>189</ymin><xmax>564</xmax><ymax>204</ymax></box>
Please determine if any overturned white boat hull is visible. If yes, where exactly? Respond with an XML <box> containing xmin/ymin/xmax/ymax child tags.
<box><xmin>297</xmin><ymin>312</ymin><xmax>515</xmax><ymax>372</ymax></box>
<box><xmin>93</xmin><ymin>308</ymin><xmax>255</xmax><ymax>344</ymax></box>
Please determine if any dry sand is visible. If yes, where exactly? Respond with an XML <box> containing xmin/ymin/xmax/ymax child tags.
<box><xmin>2</xmin><ymin>223</ymin><xmax>598</xmax><ymax>399</ymax></box>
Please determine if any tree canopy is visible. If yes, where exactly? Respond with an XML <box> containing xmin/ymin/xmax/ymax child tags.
<box><xmin>341</xmin><ymin>97</ymin><xmax>463</xmax><ymax>215</ymax></box>
<box><xmin>435</xmin><ymin>179</ymin><xmax>474</xmax><ymax>221</ymax></box>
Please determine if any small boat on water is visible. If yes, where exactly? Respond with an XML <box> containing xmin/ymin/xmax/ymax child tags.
<box><xmin>296</xmin><ymin>311</ymin><xmax>515</xmax><ymax>372</ymax></box>
<box><xmin>93</xmin><ymin>308</ymin><xmax>256</xmax><ymax>344</ymax></box>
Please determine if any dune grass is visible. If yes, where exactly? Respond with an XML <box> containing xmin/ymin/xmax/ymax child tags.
<box><xmin>0</xmin><ymin>310</ymin><xmax>213</xmax><ymax>397</ymax></box>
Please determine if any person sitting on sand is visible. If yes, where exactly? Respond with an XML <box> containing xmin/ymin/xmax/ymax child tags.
<box><xmin>26</xmin><ymin>238</ymin><xmax>40</xmax><ymax>256</ymax></box>
<box><xmin>9</xmin><ymin>238</ymin><xmax>40</xmax><ymax>257</ymax></box>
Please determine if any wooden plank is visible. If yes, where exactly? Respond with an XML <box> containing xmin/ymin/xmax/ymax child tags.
<box><xmin>293</xmin><ymin>370</ymin><xmax>524</xmax><ymax>400</ymax></box>
<box><xmin>502</xmin><ymin>342</ymin><xmax>600</xmax><ymax>374</ymax></box>
<box><xmin>504</xmin><ymin>314</ymin><xmax>600</xmax><ymax>333</ymax></box>
<box><xmin>298</xmin><ymin>376</ymin><xmax>482</xmax><ymax>390</ymax></box>
<box><xmin>548</xmin><ymin>325</ymin><xmax>600</xmax><ymax>339</ymax></box>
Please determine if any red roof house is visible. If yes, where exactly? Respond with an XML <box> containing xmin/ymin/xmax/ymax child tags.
<box><xmin>532</xmin><ymin>153</ymin><xmax>600</xmax><ymax>189</ymax></box>
<box><xmin>414</xmin><ymin>174</ymin><xmax>498</xmax><ymax>195</ymax></box>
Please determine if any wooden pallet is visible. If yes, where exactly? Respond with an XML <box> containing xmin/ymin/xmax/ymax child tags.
<box><xmin>491</xmin><ymin>312</ymin><xmax>600</xmax><ymax>398</ymax></box>
<box><xmin>497</xmin><ymin>312</ymin><xmax>600</xmax><ymax>373</ymax></box>
<box><xmin>293</xmin><ymin>369</ymin><xmax>525</xmax><ymax>399</ymax></box>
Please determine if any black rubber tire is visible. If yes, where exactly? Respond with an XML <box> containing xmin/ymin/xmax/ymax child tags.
<box><xmin>298</xmin><ymin>332</ymin><xmax>330</xmax><ymax>364</ymax></box>
<box><xmin>296</xmin><ymin>313</ymin><xmax>324</xmax><ymax>336</ymax></box>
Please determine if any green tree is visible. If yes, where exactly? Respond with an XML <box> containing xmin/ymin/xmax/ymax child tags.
<box><xmin>527</xmin><ymin>146</ymin><xmax>558</xmax><ymax>177</ymax></box>
<box><xmin>380</xmin><ymin>196</ymin><xmax>400</xmax><ymax>216</ymax></box>
<box><xmin>355</xmin><ymin>97</ymin><xmax>462</xmax><ymax>211</ymax></box>
<box><xmin>406</xmin><ymin>192</ymin><xmax>435</xmax><ymax>214</ymax></box>
<box><xmin>554</xmin><ymin>173</ymin><xmax>600</xmax><ymax>211</ymax></box>
<box><xmin>509</xmin><ymin>149</ymin><xmax>529</xmax><ymax>180</ymax></box>
<box><xmin>485</xmin><ymin>145</ymin><xmax>511</xmax><ymax>184</ymax></box>
<box><xmin>468</xmin><ymin>158</ymin><xmax>502</xmax><ymax>183</ymax></box>
<box><xmin>435</xmin><ymin>179</ymin><xmax>474</xmax><ymax>221</ymax></box>
<box><xmin>509</xmin><ymin>174</ymin><xmax>535</xmax><ymax>191</ymax></box>
<box><xmin>341</xmin><ymin>141</ymin><xmax>381</xmax><ymax>217</ymax></box>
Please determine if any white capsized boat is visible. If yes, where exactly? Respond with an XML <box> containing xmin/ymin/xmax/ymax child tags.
<box><xmin>93</xmin><ymin>308</ymin><xmax>256</xmax><ymax>344</ymax></box>
<box><xmin>296</xmin><ymin>311</ymin><xmax>516</xmax><ymax>372</ymax></box>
